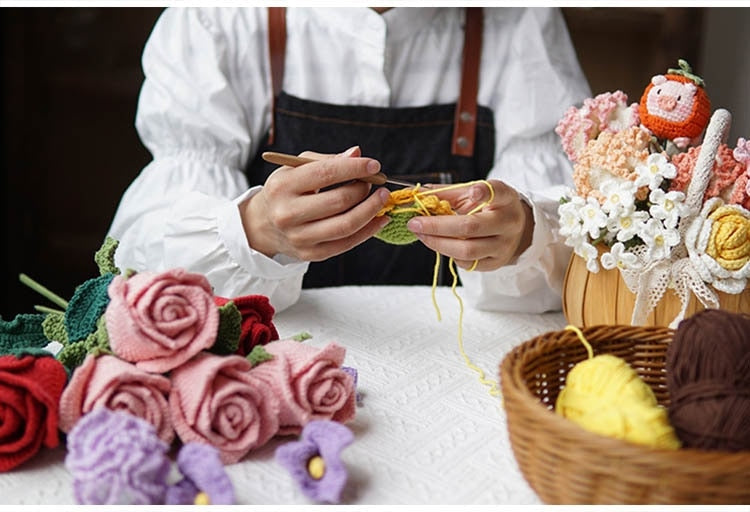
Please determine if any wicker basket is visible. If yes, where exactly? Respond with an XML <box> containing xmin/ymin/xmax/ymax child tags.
<box><xmin>499</xmin><ymin>324</ymin><xmax>750</xmax><ymax>504</ymax></box>
<box><xmin>562</xmin><ymin>251</ymin><xmax>750</xmax><ymax>327</ymax></box>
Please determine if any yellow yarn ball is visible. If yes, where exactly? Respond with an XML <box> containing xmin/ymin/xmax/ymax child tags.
<box><xmin>555</xmin><ymin>354</ymin><xmax>681</xmax><ymax>450</ymax></box>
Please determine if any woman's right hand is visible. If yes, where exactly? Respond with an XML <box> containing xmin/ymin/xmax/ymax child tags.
<box><xmin>240</xmin><ymin>146</ymin><xmax>392</xmax><ymax>261</ymax></box>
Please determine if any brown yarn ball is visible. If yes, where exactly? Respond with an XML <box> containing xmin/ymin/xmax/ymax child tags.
<box><xmin>667</xmin><ymin>309</ymin><xmax>750</xmax><ymax>451</ymax></box>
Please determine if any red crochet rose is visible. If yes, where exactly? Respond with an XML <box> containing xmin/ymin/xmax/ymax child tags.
<box><xmin>214</xmin><ymin>295</ymin><xmax>279</xmax><ymax>356</ymax></box>
<box><xmin>0</xmin><ymin>354</ymin><xmax>67</xmax><ymax>472</ymax></box>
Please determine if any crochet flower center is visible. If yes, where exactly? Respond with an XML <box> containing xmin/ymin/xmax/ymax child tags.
<box><xmin>307</xmin><ymin>455</ymin><xmax>325</xmax><ymax>480</ymax></box>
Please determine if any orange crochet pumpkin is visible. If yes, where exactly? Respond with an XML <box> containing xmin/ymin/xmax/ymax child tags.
<box><xmin>639</xmin><ymin>61</ymin><xmax>711</xmax><ymax>141</ymax></box>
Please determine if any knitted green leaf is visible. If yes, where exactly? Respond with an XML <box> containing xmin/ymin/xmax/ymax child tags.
<box><xmin>82</xmin><ymin>315</ymin><xmax>111</xmax><ymax>356</ymax></box>
<box><xmin>0</xmin><ymin>313</ymin><xmax>49</xmax><ymax>355</ymax></box>
<box><xmin>210</xmin><ymin>301</ymin><xmax>241</xmax><ymax>355</ymax></box>
<box><xmin>56</xmin><ymin>341</ymin><xmax>89</xmax><ymax>371</ymax></box>
<box><xmin>64</xmin><ymin>273</ymin><xmax>114</xmax><ymax>343</ymax></box>
<box><xmin>291</xmin><ymin>331</ymin><xmax>313</xmax><ymax>341</ymax></box>
<box><xmin>94</xmin><ymin>236</ymin><xmax>121</xmax><ymax>276</ymax></box>
<box><xmin>42</xmin><ymin>311</ymin><xmax>68</xmax><ymax>345</ymax></box>
<box><xmin>247</xmin><ymin>345</ymin><xmax>274</xmax><ymax>367</ymax></box>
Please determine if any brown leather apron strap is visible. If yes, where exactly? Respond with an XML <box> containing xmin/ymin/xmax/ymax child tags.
<box><xmin>267</xmin><ymin>6</ymin><xmax>287</xmax><ymax>145</ymax></box>
<box><xmin>266</xmin><ymin>7</ymin><xmax>482</xmax><ymax>156</ymax></box>
<box><xmin>451</xmin><ymin>7</ymin><xmax>483</xmax><ymax>157</ymax></box>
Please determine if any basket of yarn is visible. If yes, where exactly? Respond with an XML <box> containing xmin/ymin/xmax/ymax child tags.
<box><xmin>499</xmin><ymin>318</ymin><xmax>750</xmax><ymax>504</ymax></box>
<box><xmin>557</xmin><ymin>61</ymin><xmax>750</xmax><ymax>328</ymax></box>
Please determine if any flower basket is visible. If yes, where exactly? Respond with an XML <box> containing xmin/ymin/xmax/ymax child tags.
<box><xmin>499</xmin><ymin>324</ymin><xmax>750</xmax><ymax>504</ymax></box>
<box><xmin>556</xmin><ymin>71</ymin><xmax>750</xmax><ymax>327</ymax></box>
<box><xmin>562</xmin><ymin>247</ymin><xmax>750</xmax><ymax>327</ymax></box>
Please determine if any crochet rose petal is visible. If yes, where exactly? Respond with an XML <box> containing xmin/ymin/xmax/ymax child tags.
<box><xmin>59</xmin><ymin>354</ymin><xmax>173</xmax><ymax>443</ymax></box>
<box><xmin>251</xmin><ymin>340</ymin><xmax>356</xmax><ymax>435</ymax></box>
<box><xmin>106</xmin><ymin>269</ymin><xmax>219</xmax><ymax>373</ymax></box>
<box><xmin>169</xmin><ymin>353</ymin><xmax>279</xmax><ymax>464</ymax></box>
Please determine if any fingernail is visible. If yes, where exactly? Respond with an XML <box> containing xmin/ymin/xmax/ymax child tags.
<box><xmin>407</xmin><ymin>218</ymin><xmax>422</xmax><ymax>233</ymax></box>
<box><xmin>367</xmin><ymin>160</ymin><xmax>380</xmax><ymax>174</ymax></box>
<box><xmin>377</xmin><ymin>188</ymin><xmax>391</xmax><ymax>202</ymax></box>
<box><xmin>340</xmin><ymin>145</ymin><xmax>359</xmax><ymax>157</ymax></box>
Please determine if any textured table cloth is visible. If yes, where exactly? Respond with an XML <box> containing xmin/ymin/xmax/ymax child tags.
<box><xmin>0</xmin><ymin>285</ymin><xmax>567</xmax><ymax>505</ymax></box>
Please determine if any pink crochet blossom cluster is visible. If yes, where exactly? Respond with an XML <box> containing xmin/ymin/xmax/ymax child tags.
<box><xmin>671</xmin><ymin>143</ymin><xmax>746</xmax><ymax>205</ymax></box>
<box><xmin>555</xmin><ymin>90</ymin><xmax>640</xmax><ymax>163</ymax></box>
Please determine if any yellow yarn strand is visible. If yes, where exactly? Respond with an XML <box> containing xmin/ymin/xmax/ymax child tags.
<box><xmin>399</xmin><ymin>179</ymin><xmax>501</xmax><ymax>397</ymax></box>
<box><xmin>564</xmin><ymin>324</ymin><xmax>594</xmax><ymax>360</ymax></box>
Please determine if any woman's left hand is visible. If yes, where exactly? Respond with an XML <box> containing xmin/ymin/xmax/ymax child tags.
<box><xmin>405</xmin><ymin>180</ymin><xmax>534</xmax><ymax>271</ymax></box>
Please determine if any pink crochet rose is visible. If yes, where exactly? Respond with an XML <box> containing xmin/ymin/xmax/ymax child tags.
<box><xmin>250</xmin><ymin>340</ymin><xmax>356</xmax><ymax>435</ymax></box>
<box><xmin>58</xmin><ymin>354</ymin><xmax>174</xmax><ymax>444</ymax></box>
<box><xmin>106</xmin><ymin>269</ymin><xmax>219</xmax><ymax>373</ymax></box>
<box><xmin>169</xmin><ymin>352</ymin><xmax>280</xmax><ymax>464</ymax></box>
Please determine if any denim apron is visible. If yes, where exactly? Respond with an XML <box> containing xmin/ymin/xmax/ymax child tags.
<box><xmin>245</xmin><ymin>8</ymin><xmax>496</xmax><ymax>288</ymax></box>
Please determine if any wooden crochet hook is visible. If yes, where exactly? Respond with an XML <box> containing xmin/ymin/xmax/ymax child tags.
<box><xmin>261</xmin><ymin>151</ymin><xmax>416</xmax><ymax>188</ymax></box>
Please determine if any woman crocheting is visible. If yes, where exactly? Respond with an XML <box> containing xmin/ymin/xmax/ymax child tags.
<box><xmin>107</xmin><ymin>7</ymin><xmax>590</xmax><ymax>313</ymax></box>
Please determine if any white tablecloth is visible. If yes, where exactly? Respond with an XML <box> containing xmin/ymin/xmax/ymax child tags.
<box><xmin>0</xmin><ymin>285</ymin><xmax>567</xmax><ymax>505</ymax></box>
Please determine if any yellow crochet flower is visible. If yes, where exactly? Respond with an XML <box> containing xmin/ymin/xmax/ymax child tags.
<box><xmin>706</xmin><ymin>205</ymin><xmax>750</xmax><ymax>271</ymax></box>
<box><xmin>685</xmin><ymin>197</ymin><xmax>750</xmax><ymax>294</ymax></box>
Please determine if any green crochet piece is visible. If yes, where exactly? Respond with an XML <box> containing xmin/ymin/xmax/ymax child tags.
<box><xmin>0</xmin><ymin>313</ymin><xmax>49</xmax><ymax>355</ymax></box>
<box><xmin>42</xmin><ymin>311</ymin><xmax>68</xmax><ymax>344</ymax></box>
<box><xmin>210</xmin><ymin>301</ymin><xmax>242</xmax><ymax>355</ymax></box>
<box><xmin>247</xmin><ymin>345</ymin><xmax>274</xmax><ymax>367</ymax></box>
<box><xmin>64</xmin><ymin>273</ymin><xmax>114</xmax><ymax>343</ymax></box>
<box><xmin>375</xmin><ymin>208</ymin><xmax>420</xmax><ymax>245</ymax></box>
<box><xmin>94</xmin><ymin>236</ymin><xmax>121</xmax><ymax>276</ymax></box>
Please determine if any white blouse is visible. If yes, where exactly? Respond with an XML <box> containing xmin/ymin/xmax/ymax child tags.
<box><xmin>107</xmin><ymin>7</ymin><xmax>591</xmax><ymax>313</ymax></box>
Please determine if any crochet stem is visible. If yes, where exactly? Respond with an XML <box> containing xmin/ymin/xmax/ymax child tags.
<box><xmin>19</xmin><ymin>273</ymin><xmax>69</xmax><ymax>309</ymax></box>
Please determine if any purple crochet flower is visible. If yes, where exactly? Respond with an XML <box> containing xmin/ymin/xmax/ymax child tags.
<box><xmin>275</xmin><ymin>420</ymin><xmax>354</xmax><ymax>503</ymax></box>
<box><xmin>64</xmin><ymin>407</ymin><xmax>171</xmax><ymax>504</ymax></box>
<box><xmin>341</xmin><ymin>366</ymin><xmax>362</xmax><ymax>405</ymax></box>
<box><xmin>165</xmin><ymin>442</ymin><xmax>235</xmax><ymax>505</ymax></box>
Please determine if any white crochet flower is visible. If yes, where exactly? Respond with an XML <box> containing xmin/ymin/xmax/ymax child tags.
<box><xmin>573</xmin><ymin>240</ymin><xmax>601</xmax><ymax>273</ymax></box>
<box><xmin>648</xmin><ymin>188</ymin><xmax>686</xmax><ymax>229</ymax></box>
<box><xmin>558</xmin><ymin>197</ymin><xmax>585</xmax><ymax>239</ymax></box>
<box><xmin>599</xmin><ymin>178</ymin><xmax>636</xmax><ymax>214</ymax></box>
<box><xmin>685</xmin><ymin>197</ymin><xmax>750</xmax><ymax>294</ymax></box>
<box><xmin>635</xmin><ymin>153</ymin><xmax>677</xmax><ymax>191</ymax></box>
<box><xmin>638</xmin><ymin>218</ymin><xmax>680</xmax><ymax>261</ymax></box>
<box><xmin>600</xmin><ymin>242</ymin><xmax>641</xmax><ymax>271</ymax></box>
<box><xmin>606</xmin><ymin>207</ymin><xmax>649</xmax><ymax>243</ymax></box>
<box><xmin>579</xmin><ymin>197</ymin><xmax>608</xmax><ymax>239</ymax></box>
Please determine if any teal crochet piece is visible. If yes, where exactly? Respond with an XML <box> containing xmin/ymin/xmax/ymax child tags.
<box><xmin>64</xmin><ymin>273</ymin><xmax>114</xmax><ymax>343</ymax></box>
<box><xmin>0</xmin><ymin>313</ymin><xmax>49</xmax><ymax>355</ymax></box>
<box><xmin>375</xmin><ymin>209</ymin><xmax>420</xmax><ymax>245</ymax></box>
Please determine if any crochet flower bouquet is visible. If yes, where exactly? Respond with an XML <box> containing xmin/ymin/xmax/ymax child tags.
<box><xmin>0</xmin><ymin>238</ymin><xmax>358</xmax><ymax>504</ymax></box>
<box><xmin>556</xmin><ymin>60</ymin><xmax>750</xmax><ymax>326</ymax></box>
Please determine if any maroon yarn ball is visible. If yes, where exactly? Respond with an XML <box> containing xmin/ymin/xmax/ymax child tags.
<box><xmin>667</xmin><ymin>309</ymin><xmax>750</xmax><ymax>451</ymax></box>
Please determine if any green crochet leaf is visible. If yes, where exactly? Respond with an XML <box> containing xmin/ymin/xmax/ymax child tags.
<box><xmin>64</xmin><ymin>273</ymin><xmax>114</xmax><ymax>343</ymax></box>
<box><xmin>42</xmin><ymin>311</ymin><xmax>68</xmax><ymax>345</ymax></box>
<box><xmin>94</xmin><ymin>236</ymin><xmax>121</xmax><ymax>276</ymax></box>
<box><xmin>56</xmin><ymin>341</ymin><xmax>89</xmax><ymax>371</ymax></box>
<box><xmin>82</xmin><ymin>315</ymin><xmax>111</xmax><ymax>357</ymax></box>
<box><xmin>0</xmin><ymin>313</ymin><xmax>49</xmax><ymax>355</ymax></box>
<box><xmin>247</xmin><ymin>345</ymin><xmax>274</xmax><ymax>367</ymax></box>
<box><xmin>210</xmin><ymin>301</ymin><xmax>241</xmax><ymax>355</ymax></box>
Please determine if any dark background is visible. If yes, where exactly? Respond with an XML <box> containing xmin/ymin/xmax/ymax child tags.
<box><xmin>0</xmin><ymin>7</ymin><xmax>737</xmax><ymax>318</ymax></box>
